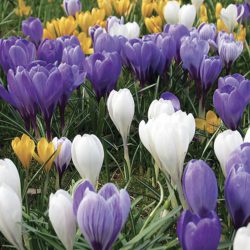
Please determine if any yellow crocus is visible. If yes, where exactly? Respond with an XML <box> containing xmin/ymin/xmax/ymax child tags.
<box><xmin>217</xmin><ymin>18</ymin><xmax>228</xmax><ymax>32</ymax></box>
<box><xmin>141</xmin><ymin>0</ymin><xmax>155</xmax><ymax>17</ymax></box>
<box><xmin>196</xmin><ymin>111</ymin><xmax>221</xmax><ymax>134</ymax></box>
<box><xmin>145</xmin><ymin>16</ymin><xmax>162</xmax><ymax>33</ymax></box>
<box><xmin>15</xmin><ymin>0</ymin><xmax>32</xmax><ymax>16</ymax></box>
<box><xmin>33</xmin><ymin>138</ymin><xmax>60</xmax><ymax>172</ymax></box>
<box><xmin>75</xmin><ymin>31</ymin><xmax>94</xmax><ymax>54</ymax></box>
<box><xmin>154</xmin><ymin>0</ymin><xmax>168</xmax><ymax>20</ymax></box>
<box><xmin>98</xmin><ymin>0</ymin><xmax>113</xmax><ymax>16</ymax></box>
<box><xmin>200</xmin><ymin>4</ymin><xmax>208</xmax><ymax>23</ymax></box>
<box><xmin>112</xmin><ymin>0</ymin><xmax>131</xmax><ymax>16</ymax></box>
<box><xmin>235</xmin><ymin>25</ymin><xmax>246</xmax><ymax>42</ymax></box>
<box><xmin>12</xmin><ymin>134</ymin><xmax>35</xmax><ymax>169</ymax></box>
<box><xmin>215</xmin><ymin>2</ymin><xmax>222</xmax><ymax>19</ymax></box>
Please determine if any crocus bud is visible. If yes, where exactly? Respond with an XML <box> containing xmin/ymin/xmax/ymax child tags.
<box><xmin>22</xmin><ymin>17</ymin><xmax>43</xmax><ymax>45</ymax></box>
<box><xmin>0</xmin><ymin>159</ymin><xmax>21</xmax><ymax>200</ymax></box>
<box><xmin>107</xmin><ymin>89</ymin><xmax>135</xmax><ymax>144</ymax></box>
<box><xmin>71</xmin><ymin>134</ymin><xmax>104</xmax><ymax>185</ymax></box>
<box><xmin>177</xmin><ymin>210</ymin><xmax>221</xmax><ymax>250</ymax></box>
<box><xmin>163</xmin><ymin>1</ymin><xmax>180</xmax><ymax>24</ymax></box>
<box><xmin>52</xmin><ymin>137</ymin><xmax>72</xmax><ymax>177</ymax></box>
<box><xmin>49</xmin><ymin>190</ymin><xmax>76</xmax><ymax>250</ymax></box>
<box><xmin>234</xmin><ymin>223</ymin><xmax>250</xmax><ymax>250</ymax></box>
<box><xmin>148</xmin><ymin>99</ymin><xmax>175</xmax><ymax>119</ymax></box>
<box><xmin>214</xmin><ymin>130</ymin><xmax>243</xmax><ymax>176</ymax></box>
<box><xmin>179</xmin><ymin>4</ymin><xmax>196</xmax><ymax>29</ymax></box>
<box><xmin>73</xmin><ymin>180</ymin><xmax>131</xmax><ymax>250</ymax></box>
<box><xmin>63</xmin><ymin>0</ymin><xmax>82</xmax><ymax>16</ymax></box>
<box><xmin>160</xmin><ymin>91</ymin><xmax>181</xmax><ymax>111</ymax></box>
<box><xmin>182</xmin><ymin>160</ymin><xmax>218</xmax><ymax>216</ymax></box>
<box><xmin>191</xmin><ymin>0</ymin><xmax>204</xmax><ymax>11</ymax></box>
<box><xmin>0</xmin><ymin>184</ymin><xmax>23</xmax><ymax>250</ymax></box>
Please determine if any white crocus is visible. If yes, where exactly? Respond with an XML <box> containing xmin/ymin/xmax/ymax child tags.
<box><xmin>214</xmin><ymin>130</ymin><xmax>243</xmax><ymax>176</ymax></box>
<box><xmin>107</xmin><ymin>88</ymin><xmax>135</xmax><ymax>145</ymax></box>
<box><xmin>220</xmin><ymin>4</ymin><xmax>244</xmax><ymax>33</ymax></box>
<box><xmin>108</xmin><ymin>21</ymin><xmax>140</xmax><ymax>39</ymax></box>
<box><xmin>49</xmin><ymin>190</ymin><xmax>76</xmax><ymax>250</ymax></box>
<box><xmin>179</xmin><ymin>4</ymin><xmax>196</xmax><ymax>29</ymax></box>
<box><xmin>191</xmin><ymin>0</ymin><xmax>204</xmax><ymax>11</ymax></box>
<box><xmin>148</xmin><ymin>99</ymin><xmax>175</xmax><ymax>119</ymax></box>
<box><xmin>233</xmin><ymin>223</ymin><xmax>250</xmax><ymax>250</ymax></box>
<box><xmin>0</xmin><ymin>158</ymin><xmax>21</xmax><ymax>200</ymax></box>
<box><xmin>0</xmin><ymin>184</ymin><xmax>23</xmax><ymax>250</ymax></box>
<box><xmin>163</xmin><ymin>1</ymin><xmax>180</xmax><ymax>24</ymax></box>
<box><xmin>71</xmin><ymin>134</ymin><xmax>104</xmax><ymax>185</ymax></box>
<box><xmin>244</xmin><ymin>126</ymin><xmax>250</xmax><ymax>142</ymax></box>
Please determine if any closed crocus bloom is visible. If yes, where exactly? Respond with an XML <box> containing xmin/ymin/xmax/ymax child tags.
<box><xmin>22</xmin><ymin>17</ymin><xmax>43</xmax><ymax>44</ymax></box>
<box><xmin>12</xmin><ymin>134</ymin><xmax>35</xmax><ymax>169</ymax></box>
<box><xmin>107</xmin><ymin>89</ymin><xmax>135</xmax><ymax>144</ymax></box>
<box><xmin>179</xmin><ymin>4</ymin><xmax>196</xmax><ymax>29</ymax></box>
<box><xmin>49</xmin><ymin>190</ymin><xmax>76</xmax><ymax>250</ymax></box>
<box><xmin>75</xmin><ymin>32</ymin><xmax>93</xmax><ymax>55</ymax></box>
<box><xmin>163</xmin><ymin>1</ymin><xmax>180</xmax><ymax>24</ymax></box>
<box><xmin>112</xmin><ymin>0</ymin><xmax>131</xmax><ymax>16</ymax></box>
<box><xmin>73</xmin><ymin>180</ymin><xmax>131</xmax><ymax>250</ymax></box>
<box><xmin>144</xmin><ymin>16</ymin><xmax>162</xmax><ymax>33</ymax></box>
<box><xmin>199</xmin><ymin>4</ymin><xmax>208</xmax><ymax>23</ymax></box>
<box><xmin>192</xmin><ymin>0</ymin><xmax>203</xmax><ymax>11</ymax></box>
<box><xmin>216</xmin><ymin>2</ymin><xmax>223</xmax><ymax>19</ymax></box>
<box><xmin>106</xmin><ymin>16</ymin><xmax>124</xmax><ymax>32</ymax></box>
<box><xmin>109</xmin><ymin>21</ymin><xmax>140</xmax><ymax>39</ymax></box>
<box><xmin>0</xmin><ymin>184</ymin><xmax>23</xmax><ymax>250</ymax></box>
<box><xmin>183</xmin><ymin>160</ymin><xmax>218</xmax><ymax>217</ymax></box>
<box><xmin>63</xmin><ymin>0</ymin><xmax>82</xmax><ymax>16</ymax></box>
<box><xmin>97</xmin><ymin>0</ymin><xmax>112</xmax><ymax>16</ymax></box>
<box><xmin>148</xmin><ymin>99</ymin><xmax>175</xmax><ymax>119</ymax></box>
<box><xmin>0</xmin><ymin>159</ymin><xmax>21</xmax><ymax>200</ymax></box>
<box><xmin>84</xmin><ymin>52</ymin><xmax>122</xmax><ymax>99</ymax></box>
<box><xmin>234</xmin><ymin>223</ymin><xmax>250</xmax><ymax>250</ymax></box>
<box><xmin>71</xmin><ymin>134</ymin><xmax>104</xmax><ymax>185</ymax></box>
<box><xmin>214</xmin><ymin>130</ymin><xmax>243</xmax><ymax>176</ymax></box>
<box><xmin>52</xmin><ymin>137</ymin><xmax>72</xmax><ymax>177</ymax></box>
<box><xmin>93</xmin><ymin>33</ymin><xmax>121</xmax><ymax>53</ymax></box>
<box><xmin>142</xmin><ymin>0</ymin><xmax>155</xmax><ymax>17</ymax></box>
<box><xmin>197</xmin><ymin>23</ymin><xmax>216</xmax><ymax>46</ymax></box>
<box><xmin>177</xmin><ymin>210</ymin><xmax>221</xmax><ymax>250</ymax></box>
<box><xmin>160</xmin><ymin>91</ymin><xmax>181</xmax><ymax>111</ymax></box>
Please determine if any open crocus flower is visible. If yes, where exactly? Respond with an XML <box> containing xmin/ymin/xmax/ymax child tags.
<box><xmin>12</xmin><ymin>134</ymin><xmax>35</xmax><ymax>169</ymax></box>
<box><xmin>73</xmin><ymin>180</ymin><xmax>131</xmax><ymax>250</ymax></box>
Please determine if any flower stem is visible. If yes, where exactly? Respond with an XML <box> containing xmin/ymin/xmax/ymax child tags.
<box><xmin>176</xmin><ymin>179</ymin><xmax>187</xmax><ymax>209</ymax></box>
<box><xmin>123</xmin><ymin>138</ymin><xmax>131</xmax><ymax>182</ymax></box>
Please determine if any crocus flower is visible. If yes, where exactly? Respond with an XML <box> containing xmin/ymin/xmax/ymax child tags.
<box><xmin>71</xmin><ymin>134</ymin><xmax>104</xmax><ymax>185</ymax></box>
<box><xmin>163</xmin><ymin>1</ymin><xmax>180</xmax><ymax>25</ymax></box>
<box><xmin>52</xmin><ymin>137</ymin><xmax>72</xmax><ymax>178</ymax></box>
<box><xmin>214</xmin><ymin>130</ymin><xmax>243</xmax><ymax>176</ymax></box>
<box><xmin>192</xmin><ymin>0</ymin><xmax>204</xmax><ymax>11</ymax></box>
<box><xmin>106</xmin><ymin>16</ymin><xmax>124</xmax><ymax>33</ymax></box>
<box><xmin>160</xmin><ymin>91</ymin><xmax>181</xmax><ymax>111</ymax></box>
<box><xmin>182</xmin><ymin>160</ymin><xmax>218</xmax><ymax>217</ymax></box>
<box><xmin>84</xmin><ymin>52</ymin><xmax>122</xmax><ymax>99</ymax></box>
<box><xmin>49</xmin><ymin>189</ymin><xmax>76</xmax><ymax>250</ymax></box>
<box><xmin>0</xmin><ymin>37</ymin><xmax>36</xmax><ymax>73</ymax></box>
<box><xmin>234</xmin><ymin>223</ymin><xmax>250</xmax><ymax>250</ymax></box>
<box><xmin>0</xmin><ymin>184</ymin><xmax>23</xmax><ymax>250</ymax></box>
<box><xmin>179</xmin><ymin>4</ymin><xmax>197</xmax><ymax>29</ymax></box>
<box><xmin>37</xmin><ymin>39</ymin><xmax>63</xmax><ymax>64</ymax></box>
<box><xmin>225</xmin><ymin>144</ymin><xmax>250</xmax><ymax>228</ymax></box>
<box><xmin>213</xmin><ymin>74</ymin><xmax>250</xmax><ymax>130</ymax></box>
<box><xmin>57</xmin><ymin>35</ymin><xmax>81</xmax><ymax>48</ymax></box>
<box><xmin>63</xmin><ymin>0</ymin><xmax>82</xmax><ymax>16</ymax></box>
<box><xmin>22</xmin><ymin>17</ymin><xmax>43</xmax><ymax>45</ymax></box>
<box><xmin>144</xmin><ymin>16</ymin><xmax>163</xmax><ymax>34</ymax></box>
<box><xmin>177</xmin><ymin>210</ymin><xmax>221</xmax><ymax>250</ymax></box>
<box><xmin>98</xmin><ymin>0</ymin><xmax>112</xmax><ymax>16</ymax></box>
<box><xmin>89</xmin><ymin>25</ymin><xmax>105</xmax><ymax>43</ymax></box>
<box><xmin>197</xmin><ymin>23</ymin><xmax>217</xmax><ymax>48</ymax></box>
<box><xmin>141</xmin><ymin>0</ymin><xmax>154</xmax><ymax>17</ymax></box>
<box><xmin>112</xmin><ymin>0</ymin><xmax>131</xmax><ymax>16</ymax></box>
<box><xmin>107</xmin><ymin>89</ymin><xmax>135</xmax><ymax>145</ymax></box>
<box><xmin>148</xmin><ymin>99</ymin><xmax>175</xmax><ymax>119</ymax></box>
<box><xmin>73</xmin><ymin>180</ymin><xmax>131</xmax><ymax>250</ymax></box>
<box><xmin>237</xmin><ymin>3</ymin><xmax>250</xmax><ymax>22</ymax></box>
<box><xmin>0</xmin><ymin>158</ymin><xmax>21</xmax><ymax>200</ymax></box>
<box><xmin>12</xmin><ymin>134</ymin><xmax>35</xmax><ymax>169</ymax></box>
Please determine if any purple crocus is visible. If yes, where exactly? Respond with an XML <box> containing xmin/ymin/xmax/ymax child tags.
<box><xmin>73</xmin><ymin>180</ymin><xmax>131</xmax><ymax>250</ymax></box>
<box><xmin>213</xmin><ymin>74</ymin><xmax>250</xmax><ymax>130</ymax></box>
<box><xmin>182</xmin><ymin>160</ymin><xmax>218</xmax><ymax>217</ymax></box>
<box><xmin>57</xmin><ymin>35</ymin><xmax>81</xmax><ymax>48</ymax></box>
<box><xmin>37</xmin><ymin>39</ymin><xmax>63</xmax><ymax>64</ymax></box>
<box><xmin>177</xmin><ymin>210</ymin><xmax>221</xmax><ymax>250</ymax></box>
<box><xmin>160</xmin><ymin>91</ymin><xmax>180</xmax><ymax>111</ymax></box>
<box><xmin>0</xmin><ymin>37</ymin><xmax>36</xmax><ymax>73</ymax></box>
<box><xmin>237</xmin><ymin>3</ymin><xmax>250</xmax><ymax>22</ymax></box>
<box><xmin>63</xmin><ymin>0</ymin><xmax>82</xmax><ymax>16</ymax></box>
<box><xmin>197</xmin><ymin>23</ymin><xmax>217</xmax><ymax>49</ymax></box>
<box><xmin>22</xmin><ymin>17</ymin><xmax>43</xmax><ymax>45</ymax></box>
<box><xmin>84</xmin><ymin>52</ymin><xmax>122</xmax><ymax>99</ymax></box>
<box><xmin>52</xmin><ymin>137</ymin><xmax>72</xmax><ymax>183</ymax></box>
<box><xmin>89</xmin><ymin>25</ymin><xmax>105</xmax><ymax>44</ymax></box>
<box><xmin>225</xmin><ymin>143</ymin><xmax>250</xmax><ymax>228</ymax></box>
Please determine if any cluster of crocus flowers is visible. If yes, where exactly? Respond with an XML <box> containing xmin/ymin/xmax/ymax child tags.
<box><xmin>15</xmin><ymin>0</ymin><xmax>32</xmax><ymax>16</ymax></box>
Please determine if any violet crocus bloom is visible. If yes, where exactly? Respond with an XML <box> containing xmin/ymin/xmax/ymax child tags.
<box><xmin>182</xmin><ymin>160</ymin><xmax>218</xmax><ymax>217</ymax></box>
<box><xmin>22</xmin><ymin>17</ymin><xmax>43</xmax><ymax>45</ymax></box>
<box><xmin>163</xmin><ymin>24</ymin><xmax>190</xmax><ymax>63</ymax></box>
<box><xmin>225</xmin><ymin>144</ymin><xmax>250</xmax><ymax>228</ymax></box>
<box><xmin>237</xmin><ymin>3</ymin><xmax>250</xmax><ymax>22</ymax></box>
<box><xmin>197</xmin><ymin>23</ymin><xmax>217</xmax><ymax>49</ymax></box>
<box><xmin>37</xmin><ymin>39</ymin><xmax>63</xmax><ymax>64</ymax></box>
<box><xmin>89</xmin><ymin>25</ymin><xmax>105</xmax><ymax>44</ymax></box>
<box><xmin>63</xmin><ymin>0</ymin><xmax>82</xmax><ymax>16</ymax></box>
<box><xmin>57</xmin><ymin>35</ymin><xmax>81</xmax><ymax>48</ymax></box>
<box><xmin>84</xmin><ymin>52</ymin><xmax>122</xmax><ymax>99</ymax></box>
<box><xmin>0</xmin><ymin>37</ymin><xmax>36</xmax><ymax>73</ymax></box>
<box><xmin>73</xmin><ymin>180</ymin><xmax>131</xmax><ymax>250</ymax></box>
<box><xmin>52</xmin><ymin>137</ymin><xmax>72</xmax><ymax>180</ymax></box>
<box><xmin>160</xmin><ymin>91</ymin><xmax>180</xmax><ymax>111</ymax></box>
<box><xmin>177</xmin><ymin>210</ymin><xmax>221</xmax><ymax>250</ymax></box>
<box><xmin>213</xmin><ymin>74</ymin><xmax>250</xmax><ymax>130</ymax></box>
